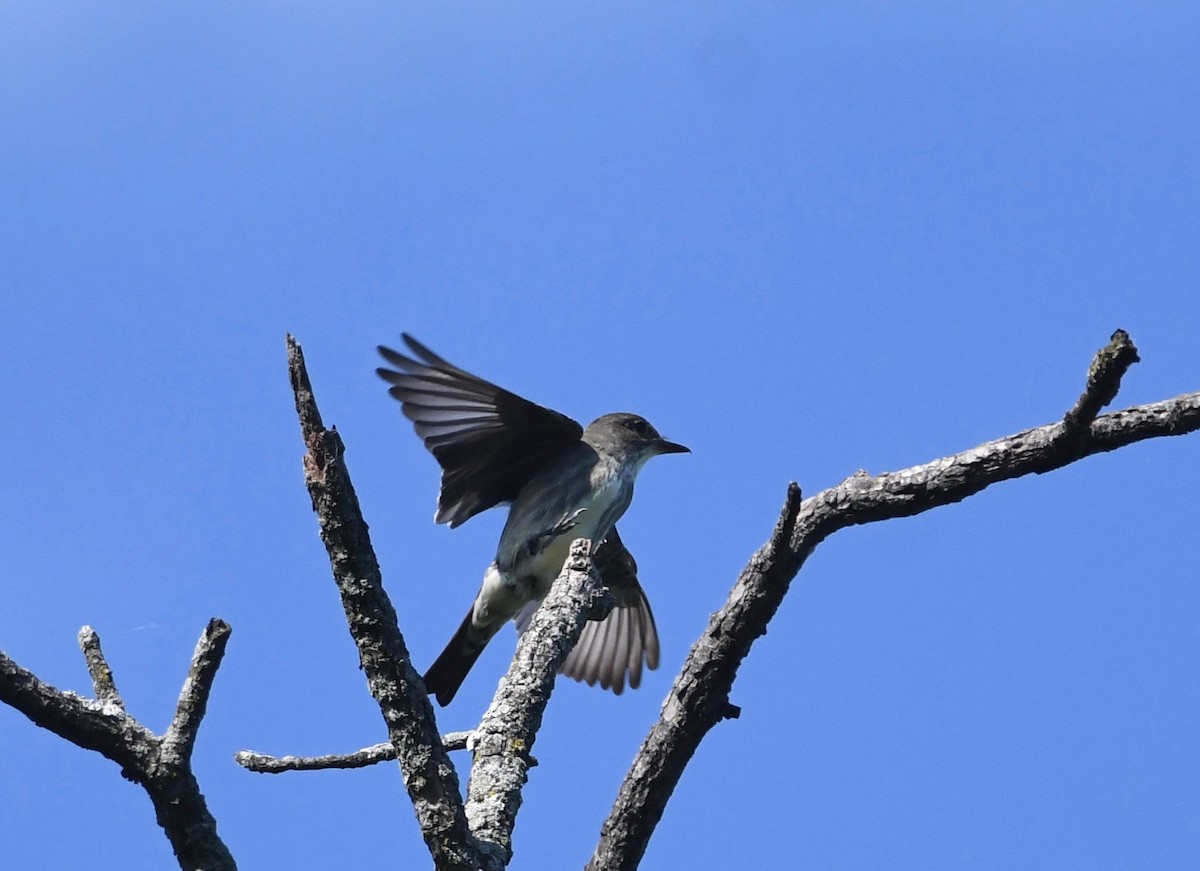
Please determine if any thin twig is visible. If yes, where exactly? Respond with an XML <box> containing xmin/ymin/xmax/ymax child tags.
<box><xmin>165</xmin><ymin>619</ymin><xmax>231</xmax><ymax>760</ymax></box>
<box><xmin>1063</xmin><ymin>328</ymin><xmax>1141</xmax><ymax>434</ymax></box>
<box><xmin>78</xmin><ymin>625</ymin><xmax>124</xmax><ymax>710</ymax></box>
<box><xmin>235</xmin><ymin>731</ymin><xmax>474</xmax><ymax>773</ymax></box>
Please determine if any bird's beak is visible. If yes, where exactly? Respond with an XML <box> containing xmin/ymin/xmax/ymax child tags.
<box><xmin>653</xmin><ymin>438</ymin><xmax>690</xmax><ymax>455</ymax></box>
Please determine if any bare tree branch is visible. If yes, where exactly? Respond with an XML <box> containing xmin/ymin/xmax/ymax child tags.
<box><xmin>1063</xmin><ymin>328</ymin><xmax>1140</xmax><ymax>434</ymax></box>
<box><xmin>0</xmin><ymin>620</ymin><xmax>236</xmax><ymax>871</ymax></box>
<box><xmin>237</xmin><ymin>534</ymin><xmax>609</xmax><ymax>866</ymax></box>
<box><xmin>7</xmin><ymin>329</ymin><xmax>1190</xmax><ymax>870</ymax></box>
<box><xmin>235</xmin><ymin>731</ymin><xmax>474</xmax><ymax>773</ymax></box>
<box><xmin>78</xmin><ymin>625</ymin><xmax>124</xmax><ymax>710</ymax></box>
<box><xmin>285</xmin><ymin>334</ymin><xmax>490</xmax><ymax>871</ymax></box>
<box><xmin>588</xmin><ymin>332</ymin><xmax>1200</xmax><ymax>871</ymax></box>
<box><xmin>464</xmin><ymin>540</ymin><xmax>613</xmax><ymax>868</ymax></box>
<box><xmin>236</xmin><ymin>535</ymin><xmax>607</xmax><ymax>866</ymax></box>
<box><xmin>259</xmin><ymin>339</ymin><xmax>620</xmax><ymax>870</ymax></box>
<box><xmin>166</xmin><ymin>619</ymin><xmax>229</xmax><ymax>761</ymax></box>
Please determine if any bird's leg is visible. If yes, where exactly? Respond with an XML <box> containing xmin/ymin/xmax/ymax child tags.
<box><xmin>524</xmin><ymin>508</ymin><xmax>589</xmax><ymax>558</ymax></box>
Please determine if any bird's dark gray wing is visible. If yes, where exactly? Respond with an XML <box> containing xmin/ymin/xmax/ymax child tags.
<box><xmin>514</xmin><ymin>527</ymin><xmax>660</xmax><ymax>694</ymax></box>
<box><xmin>377</xmin><ymin>333</ymin><xmax>583</xmax><ymax>527</ymax></box>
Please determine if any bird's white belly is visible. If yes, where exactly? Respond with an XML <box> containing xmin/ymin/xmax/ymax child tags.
<box><xmin>523</xmin><ymin>474</ymin><xmax>622</xmax><ymax>597</ymax></box>
<box><xmin>475</xmin><ymin>488</ymin><xmax>616</xmax><ymax>625</ymax></box>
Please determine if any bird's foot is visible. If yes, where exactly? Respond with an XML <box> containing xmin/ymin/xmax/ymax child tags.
<box><xmin>525</xmin><ymin>508</ymin><xmax>589</xmax><ymax>557</ymax></box>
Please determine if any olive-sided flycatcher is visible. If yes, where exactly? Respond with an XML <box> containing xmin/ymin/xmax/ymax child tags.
<box><xmin>377</xmin><ymin>334</ymin><xmax>688</xmax><ymax>706</ymax></box>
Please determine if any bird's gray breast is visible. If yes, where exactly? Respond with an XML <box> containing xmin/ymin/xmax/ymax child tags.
<box><xmin>495</xmin><ymin>445</ymin><xmax>634</xmax><ymax>591</ymax></box>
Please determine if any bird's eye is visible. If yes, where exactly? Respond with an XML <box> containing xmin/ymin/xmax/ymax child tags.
<box><xmin>629</xmin><ymin>417</ymin><xmax>649</xmax><ymax>436</ymax></box>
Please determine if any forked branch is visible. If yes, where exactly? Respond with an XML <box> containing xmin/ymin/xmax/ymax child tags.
<box><xmin>0</xmin><ymin>621</ymin><xmax>236</xmax><ymax>871</ymax></box>
<box><xmin>587</xmin><ymin>330</ymin><xmax>1199</xmax><ymax>871</ymax></box>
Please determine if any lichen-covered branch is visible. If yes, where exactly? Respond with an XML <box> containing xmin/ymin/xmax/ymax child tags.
<box><xmin>237</xmin><ymin>538</ymin><xmax>608</xmax><ymax>867</ymax></box>
<box><xmin>465</xmin><ymin>540</ymin><xmax>612</xmax><ymax>868</ymax></box>
<box><xmin>285</xmin><ymin>334</ymin><xmax>486</xmax><ymax>871</ymax></box>
<box><xmin>78</xmin><ymin>625</ymin><xmax>124</xmax><ymax>709</ymax></box>
<box><xmin>1063</xmin><ymin>328</ymin><xmax>1141</xmax><ymax>434</ymax></box>
<box><xmin>235</xmin><ymin>731</ymin><xmax>473</xmax><ymax>774</ymax></box>
<box><xmin>588</xmin><ymin>332</ymin><xmax>1200</xmax><ymax>871</ymax></box>
<box><xmin>0</xmin><ymin>620</ymin><xmax>236</xmax><ymax>871</ymax></box>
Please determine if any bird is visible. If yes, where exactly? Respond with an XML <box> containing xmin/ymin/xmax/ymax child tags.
<box><xmin>376</xmin><ymin>334</ymin><xmax>689</xmax><ymax>706</ymax></box>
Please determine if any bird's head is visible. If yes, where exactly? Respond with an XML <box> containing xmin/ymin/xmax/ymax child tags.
<box><xmin>584</xmin><ymin>412</ymin><xmax>689</xmax><ymax>469</ymax></box>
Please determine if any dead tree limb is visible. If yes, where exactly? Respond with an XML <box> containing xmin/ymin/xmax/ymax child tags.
<box><xmin>285</xmin><ymin>335</ymin><xmax>622</xmax><ymax>868</ymax></box>
<box><xmin>285</xmin><ymin>334</ymin><xmax>488</xmax><ymax>871</ymax></box>
<box><xmin>235</xmin><ymin>731</ymin><xmax>474</xmax><ymax>773</ymax></box>
<box><xmin>587</xmin><ymin>330</ymin><xmax>1199</xmax><ymax>871</ymax></box>
<box><xmin>6</xmin><ymin>330</ymin><xmax>1189</xmax><ymax>871</ymax></box>
<box><xmin>0</xmin><ymin>621</ymin><xmax>236</xmax><ymax>871</ymax></box>
<box><xmin>464</xmin><ymin>540</ymin><xmax>613</xmax><ymax>868</ymax></box>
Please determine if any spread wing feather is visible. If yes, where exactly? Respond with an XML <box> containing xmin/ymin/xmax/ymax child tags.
<box><xmin>377</xmin><ymin>334</ymin><xmax>583</xmax><ymax>527</ymax></box>
<box><xmin>513</xmin><ymin>528</ymin><xmax>661</xmax><ymax>694</ymax></box>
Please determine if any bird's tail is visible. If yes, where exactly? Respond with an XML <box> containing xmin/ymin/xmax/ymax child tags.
<box><xmin>423</xmin><ymin>609</ymin><xmax>495</xmax><ymax>706</ymax></box>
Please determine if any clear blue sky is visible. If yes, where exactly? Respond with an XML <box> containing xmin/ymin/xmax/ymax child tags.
<box><xmin>2</xmin><ymin>4</ymin><xmax>1198</xmax><ymax>869</ymax></box>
